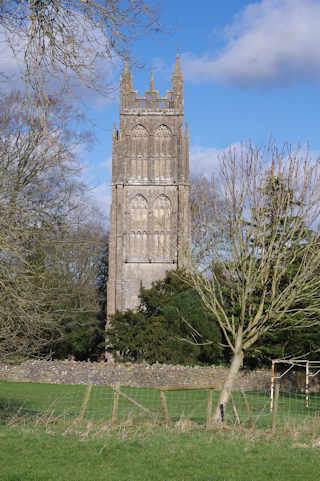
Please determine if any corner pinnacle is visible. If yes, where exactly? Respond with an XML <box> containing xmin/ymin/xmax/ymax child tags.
<box><xmin>123</xmin><ymin>55</ymin><xmax>130</xmax><ymax>75</ymax></box>
<box><xmin>173</xmin><ymin>54</ymin><xmax>182</xmax><ymax>77</ymax></box>
<box><xmin>150</xmin><ymin>71</ymin><xmax>154</xmax><ymax>91</ymax></box>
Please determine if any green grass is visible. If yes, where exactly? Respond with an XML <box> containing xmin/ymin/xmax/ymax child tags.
<box><xmin>1</xmin><ymin>380</ymin><xmax>319</xmax><ymax>429</ymax></box>
<box><xmin>1</xmin><ymin>381</ymin><xmax>320</xmax><ymax>480</ymax></box>
<box><xmin>0</xmin><ymin>381</ymin><xmax>267</xmax><ymax>426</ymax></box>
<box><xmin>1</xmin><ymin>424</ymin><xmax>320</xmax><ymax>481</ymax></box>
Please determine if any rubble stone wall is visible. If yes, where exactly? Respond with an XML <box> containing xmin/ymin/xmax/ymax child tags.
<box><xmin>0</xmin><ymin>360</ymin><xmax>271</xmax><ymax>391</ymax></box>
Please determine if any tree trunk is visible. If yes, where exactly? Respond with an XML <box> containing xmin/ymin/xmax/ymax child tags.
<box><xmin>211</xmin><ymin>348</ymin><xmax>244</xmax><ymax>424</ymax></box>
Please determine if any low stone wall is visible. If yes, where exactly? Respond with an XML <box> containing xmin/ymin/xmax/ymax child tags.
<box><xmin>0</xmin><ymin>360</ymin><xmax>271</xmax><ymax>391</ymax></box>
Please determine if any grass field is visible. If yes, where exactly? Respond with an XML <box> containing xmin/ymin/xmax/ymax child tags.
<box><xmin>2</xmin><ymin>424</ymin><xmax>320</xmax><ymax>481</ymax></box>
<box><xmin>1</xmin><ymin>380</ymin><xmax>320</xmax><ymax>428</ymax></box>
<box><xmin>1</xmin><ymin>381</ymin><xmax>320</xmax><ymax>480</ymax></box>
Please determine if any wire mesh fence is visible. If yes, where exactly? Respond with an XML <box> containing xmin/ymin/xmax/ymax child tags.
<box><xmin>1</xmin><ymin>380</ymin><xmax>320</xmax><ymax>431</ymax></box>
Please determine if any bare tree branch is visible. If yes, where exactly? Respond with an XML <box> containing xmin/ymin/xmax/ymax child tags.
<box><xmin>190</xmin><ymin>141</ymin><xmax>320</xmax><ymax>423</ymax></box>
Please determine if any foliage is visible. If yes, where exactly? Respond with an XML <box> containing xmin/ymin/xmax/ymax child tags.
<box><xmin>245</xmin><ymin>175</ymin><xmax>320</xmax><ymax>367</ymax></box>
<box><xmin>107</xmin><ymin>270</ymin><xmax>222</xmax><ymax>364</ymax></box>
<box><xmin>42</xmin><ymin>232</ymin><xmax>109</xmax><ymax>361</ymax></box>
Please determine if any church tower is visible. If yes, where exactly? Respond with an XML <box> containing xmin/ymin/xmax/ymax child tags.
<box><xmin>107</xmin><ymin>56</ymin><xmax>191</xmax><ymax>316</ymax></box>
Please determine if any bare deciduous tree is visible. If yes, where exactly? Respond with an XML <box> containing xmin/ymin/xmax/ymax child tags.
<box><xmin>0</xmin><ymin>0</ymin><xmax>160</xmax><ymax>123</ymax></box>
<box><xmin>0</xmin><ymin>91</ymin><xmax>107</xmax><ymax>359</ymax></box>
<box><xmin>190</xmin><ymin>142</ymin><xmax>320</xmax><ymax>423</ymax></box>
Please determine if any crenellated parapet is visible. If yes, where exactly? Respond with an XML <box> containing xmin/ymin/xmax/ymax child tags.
<box><xmin>120</xmin><ymin>55</ymin><xmax>184</xmax><ymax>114</ymax></box>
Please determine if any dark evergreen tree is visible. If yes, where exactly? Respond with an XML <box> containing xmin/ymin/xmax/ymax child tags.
<box><xmin>107</xmin><ymin>270</ymin><xmax>223</xmax><ymax>364</ymax></box>
<box><xmin>244</xmin><ymin>175</ymin><xmax>320</xmax><ymax>367</ymax></box>
<box><xmin>48</xmin><ymin>235</ymin><xmax>109</xmax><ymax>361</ymax></box>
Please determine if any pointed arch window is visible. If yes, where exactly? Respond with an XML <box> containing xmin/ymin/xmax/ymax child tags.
<box><xmin>153</xmin><ymin>194</ymin><xmax>171</xmax><ymax>260</ymax></box>
<box><xmin>131</xmin><ymin>125</ymin><xmax>148</xmax><ymax>179</ymax></box>
<box><xmin>127</xmin><ymin>194</ymin><xmax>148</xmax><ymax>260</ymax></box>
<box><xmin>154</xmin><ymin>125</ymin><xmax>171</xmax><ymax>156</ymax></box>
<box><xmin>132</xmin><ymin>124</ymin><xmax>148</xmax><ymax>156</ymax></box>
<box><xmin>154</xmin><ymin>125</ymin><xmax>171</xmax><ymax>179</ymax></box>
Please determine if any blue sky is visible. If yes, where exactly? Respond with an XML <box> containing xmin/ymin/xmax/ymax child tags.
<box><xmin>62</xmin><ymin>0</ymin><xmax>320</xmax><ymax>214</ymax></box>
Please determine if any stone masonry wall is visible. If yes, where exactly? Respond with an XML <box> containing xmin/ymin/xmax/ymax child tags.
<box><xmin>0</xmin><ymin>360</ymin><xmax>271</xmax><ymax>391</ymax></box>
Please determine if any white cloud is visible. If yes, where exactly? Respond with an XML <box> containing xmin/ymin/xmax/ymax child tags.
<box><xmin>190</xmin><ymin>144</ymin><xmax>241</xmax><ymax>177</ymax></box>
<box><xmin>182</xmin><ymin>0</ymin><xmax>320</xmax><ymax>88</ymax></box>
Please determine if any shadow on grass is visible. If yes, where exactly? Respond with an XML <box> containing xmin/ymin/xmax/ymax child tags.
<box><xmin>0</xmin><ymin>397</ymin><xmax>40</xmax><ymax>422</ymax></box>
<box><xmin>3</xmin><ymin>476</ymin><xmax>48</xmax><ymax>481</ymax></box>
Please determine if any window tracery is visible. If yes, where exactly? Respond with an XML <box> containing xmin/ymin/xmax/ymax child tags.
<box><xmin>154</xmin><ymin>125</ymin><xmax>171</xmax><ymax>179</ymax></box>
<box><xmin>131</xmin><ymin>125</ymin><xmax>148</xmax><ymax>179</ymax></box>
<box><xmin>127</xmin><ymin>194</ymin><xmax>148</xmax><ymax>260</ymax></box>
<box><xmin>153</xmin><ymin>194</ymin><xmax>171</xmax><ymax>259</ymax></box>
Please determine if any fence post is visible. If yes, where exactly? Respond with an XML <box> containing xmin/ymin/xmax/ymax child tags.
<box><xmin>306</xmin><ymin>361</ymin><xmax>309</xmax><ymax>408</ymax></box>
<box><xmin>230</xmin><ymin>393</ymin><xmax>240</xmax><ymax>425</ymax></box>
<box><xmin>111</xmin><ymin>382</ymin><xmax>120</xmax><ymax>426</ymax></box>
<box><xmin>271</xmin><ymin>383</ymin><xmax>280</xmax><ymax>434</ymax></box>
<box><xmin>270</xmin><ymin>360</ymin><xmax>275</xmax><ymax>412</ymax></box>
<box><xmin>78</xmin><ymin>384</ymin><xmax>92</xmax><ymax>424</ymax></box>
<box><xmin>206</xmin><ymin>389</ymin><xmax>213</xmax><ymax>429</ymax></box>
<box><xmin>160</xmin><ymin>390</ymin><xmax>169</xmax><ymax>424</ymax></box>
<box><xmin>240</xmin><ymin>388</ymin><xmax>255</xmax><ymax>429</ymax></box>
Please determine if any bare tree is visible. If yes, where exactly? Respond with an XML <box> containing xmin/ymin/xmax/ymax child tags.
<box><xmin>0</xmin><ymin>91</ymin><xmax>107</xmax><ymax>359</ymax></box>
<box><xmin>190</xmin><ymin>142</ymin><xmax>320</xmax><ymax>423</ymax></box>
<box><xmin>0</xmin><ymin>0</ymin><xmax>160</xmax><ymax>122</ymax></box>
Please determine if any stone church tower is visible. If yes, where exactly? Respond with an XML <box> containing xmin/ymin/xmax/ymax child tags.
<box><xmin>107</xmin><ymin>56</ymin><xmax>191</xmax><ymax>316</ymax></box>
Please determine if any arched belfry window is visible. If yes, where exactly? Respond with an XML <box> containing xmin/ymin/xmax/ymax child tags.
<box><xmin>131</xmin><ymin>125</ymin><xmax>148</xmax><ymax>180</ymax></box>
<box><xmin>127</xmin><ymin>194</ymin><xmax>148</xmax><ymax>260</ymax></box>
<box><xmin>153</xmin><ymin>194</ymin><xmax>171</xmax><ymax>260</ymax></box>
<box><xmin>154</xmin><ymin>125</ymin><xmax>171</xmax><ymax>156</ymax></box>
<box><xmin>130</xmin><ymin>193</ymin><xmax>148</xmax><ymax>211</ymax></box>
<box><xmin>154</xmin><ymin>125</ymin><xmax>172</xmax><ymax>179</ymax></box>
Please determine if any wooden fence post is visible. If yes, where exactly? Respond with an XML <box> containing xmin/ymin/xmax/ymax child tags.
<box><xmin>160</xmin><ymin>391</ymin><xmax>169</xmax><ymax>424</ymax></box>
<box><xmin>306</xmin><ymin>361</ymin><xmax>310</xmax><ymax>408</ymax></box>
<box><xmin>206</xmin><ymin>389</ymin><xmax>213</xmax><ymax>429</ymax></box>
<box><xmin>240</xmin><ymin>388</ymin><xmax>255</xmax><ymax>429</ymax></box>
<box><xmin>78</xmin><ymin>384</ymin><xmax>92</xmax><ymax>424</ymax></box>
<box><xmin>271</xmin><ymin>383</ymin><xmax>280</xmax><ymax>434</ymax></box>
<box><xmin>111</xmin><ymin>382</ymin><xmax>120</xmax><ymax>426</ymax></box>
<box><xmin>230</xmin><ymin>393</ymin><xmax>240</xmax><ymax>425</ymax></box>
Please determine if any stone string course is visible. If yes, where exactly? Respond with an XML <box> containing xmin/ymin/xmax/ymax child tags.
<box><xmin>0</xmin><ymin>360</ymin><xmax>271</xmax><ymax>391</ymax></box>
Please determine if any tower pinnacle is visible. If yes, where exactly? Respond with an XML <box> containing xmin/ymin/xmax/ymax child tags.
<box><xmin>120</xmin><ymin>56</ymin><xmax>133</xmax><ymax>109</ymax></box>
<box><xmin>149</xmin><ymin>71</ymin><xmax>154</xmax><ymax>91</ymax></box>
<box><xmin>171</xmin><ymin>54</ymin><xmax>184</xmax><ymax>111</ymax></box>
<box><xmin>172</xmin><ymin>54</ymin><xmax>183</xmax><ymax>78</ymax></box>
<box><xmin>123</xmin><ymin>55</ymin><xmax>130</xmax><ymax>75</ymax></box>
<box><xmin>121</xmin><ymin>56</ymin><xmax>133</xmax><ymax>87</ymax></box>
